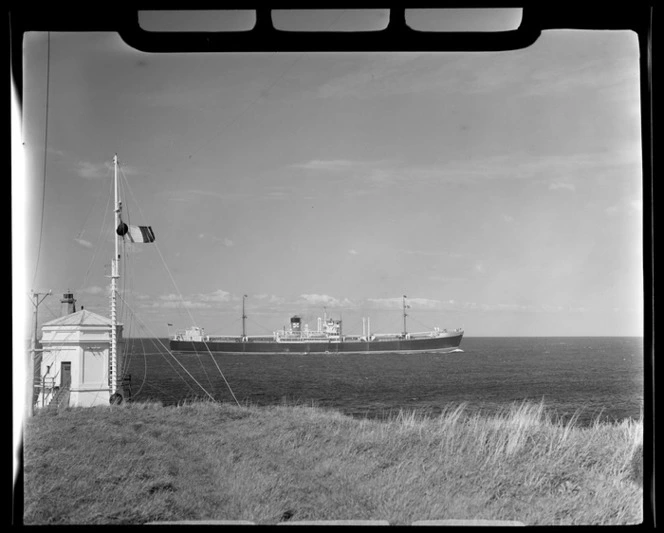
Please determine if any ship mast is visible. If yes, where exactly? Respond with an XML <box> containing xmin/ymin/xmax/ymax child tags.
<box><xmin>242</xmin><ymin>294</ymin><xmax>247</xmax><ymax>338</ymax></box>
<box><xmin>402</xmin><ymin>294</ymin><xmax>408</xmax><ymax>336</ymax></box>
<box><xmin>110</xmin><ymin>154</ymin><xmax>120</xmax><ymax>397</ymax></box>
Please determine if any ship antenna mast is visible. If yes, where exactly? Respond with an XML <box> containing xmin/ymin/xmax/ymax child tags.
<box><xmin>110</xmin><ymin>154</ymin><xmax>120</xmax><ymax>398</ymax></box>
<box><xmin>402</xmin><ymin>294</ymin><xmax>409</xmax><ymax>337</ymax></box>
<box><xmin>242</xmin><ymin>294</ymin><xmax>247</xmax><ymax>338</ymax></box>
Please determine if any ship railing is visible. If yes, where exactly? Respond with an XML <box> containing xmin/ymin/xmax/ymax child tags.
<box><xmin>436</xmin><ymin>328</ymin><xmax>464</xmax><ymax>336</ymax></box>
<box><xmin>408</xmin><ymin>331</ymin><xmax>441</xmax><ymax>339</ymax></box>
<box><xmin>275</xmin><ymin>332</ymin><xmax>331</xmax><ymax>340</ymax></box>
<box><xmin>367</xmin><ymin>332</ymin><xmax>435</xmax><ymax>339</ymax></box>
<box><xmin>173</xmin><ymin>329</ymin><xmax>207</xmax><ymax>342</ymax></box>
<box><xmin>206</xmin><ymin>336</ymin><xmax>242</xmax><ymax>342</ymax></box>
<box><xmin>243</xmin><ymin>335</ymin><xmax>279</xmax><ymax>342</ymax></box>
<box><xmin>274</xmin><ymin>332</ymin><xmax>343</xmax><ymax>342</ymax></box>
<box><xmin>177</xmin><ymin>334</ymin><xmax>206</xmax><ymax>342</ymax></box>
<box><xmin>275</xmin><ymin>337</ymin><xmax>335</xmax><ymax>343</ymax></box>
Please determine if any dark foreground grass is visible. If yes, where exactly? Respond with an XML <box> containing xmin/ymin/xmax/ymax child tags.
<box><xmin>23</xmin><ymin>400</ymin><xmax>642</xmax><ymax>525</ymax></box>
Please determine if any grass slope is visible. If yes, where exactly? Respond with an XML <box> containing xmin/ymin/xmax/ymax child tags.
<box><xmin>23</xmin><ymin>401</ymin><xmax>643</xmax><ymax>525</ymax></box>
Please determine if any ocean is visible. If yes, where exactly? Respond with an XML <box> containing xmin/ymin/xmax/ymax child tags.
<box><xmin>122</xmin><ymin>336</ymin><xmax>644</xmax><ymax>427</ymax></box>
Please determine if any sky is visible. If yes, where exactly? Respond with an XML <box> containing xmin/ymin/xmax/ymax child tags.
<box><xmin>14</xmin><ymin>9</ymin><xmax>644</xmax><ymax>339</ymax></box>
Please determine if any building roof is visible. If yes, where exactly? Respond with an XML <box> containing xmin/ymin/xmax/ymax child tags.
<box><xmin>42</xmin><ymin>309</ymin><xmax>112</xmax><ymax>327</ymax></box>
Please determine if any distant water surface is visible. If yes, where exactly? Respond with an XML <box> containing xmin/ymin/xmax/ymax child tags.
<box><xmin>123</xmin><ymin>336</ymin><xmax>644</xmax><ymax>426</ymax></box>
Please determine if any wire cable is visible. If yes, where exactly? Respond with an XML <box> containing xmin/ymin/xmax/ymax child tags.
<box><xmin>118</xmin><ymin>162</ymin><xmax>217</xmax><ymax>395</ymax></box>
<box><xmin>118</xmin><ymin>161</ymin><xmax>240</xmax><ymax>406</ymax></box>
<box><xmin>114</xmin><ymin>294</ymin><xmax>198</xmax><ymax>397</ymax></box>
<box><xmin>80</xmin><ymin>176</ymin><xmax>113</xmax><ymax>291</ymax></box>
<box><xmin>75</xmin><ymin>163</ymin><xmax>110</xmax><ymax>248</ymax></box>
<box><xmin>32</xmin><ymin>32</ymin><xmax>51</xmax><ymax>288</ymax></box>
<box><xmin>115</xmin><ymin>291</ymin><xmax>216</xmax><ymax>400</ymax></box>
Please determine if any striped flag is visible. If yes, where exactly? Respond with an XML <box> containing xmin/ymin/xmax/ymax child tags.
<box><xmin>127</xmin><ymin>225</ymin><xmax>155</xmax><ymax>243</ymax></box>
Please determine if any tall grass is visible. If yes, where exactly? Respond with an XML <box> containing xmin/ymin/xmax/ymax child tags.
<box><xmin>22</xmin><ymin>400</ymin><xmax>642</xmax><ymax>525</ymax></box>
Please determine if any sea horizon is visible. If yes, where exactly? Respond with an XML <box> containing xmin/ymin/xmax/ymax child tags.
<box><xmin>121</xmin><ymin>336</ymin><xmax>644</xmax><ymax>426</ymax></box>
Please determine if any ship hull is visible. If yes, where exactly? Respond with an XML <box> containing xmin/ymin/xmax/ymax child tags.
<box><xmin>170</xmin><ymin>332</ymin><xmax>463</xmax><ymax>355</ymax></box>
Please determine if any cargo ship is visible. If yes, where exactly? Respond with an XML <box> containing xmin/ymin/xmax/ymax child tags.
<box><xmin>170</xmin><ymin>296</ymin><xmax>463</xmax><ymax>354</ymax></box>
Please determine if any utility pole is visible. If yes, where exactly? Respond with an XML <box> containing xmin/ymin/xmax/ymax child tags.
<box><xmin>28</xmin><ymin>290</ymin><xmax>51</xmax><ymax>417</ymax></box>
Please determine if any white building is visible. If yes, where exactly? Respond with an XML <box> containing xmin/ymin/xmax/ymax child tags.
<box><xmin>36</xmin><ymin>309</ymin><xmax>126</xmax><ymax>408</ymax></box>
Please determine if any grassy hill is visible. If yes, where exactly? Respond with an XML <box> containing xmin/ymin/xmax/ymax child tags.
<box><xmin>22</xmin><ymin>400</ymin><xmax>643</xmax><ymax>525</ymax></box>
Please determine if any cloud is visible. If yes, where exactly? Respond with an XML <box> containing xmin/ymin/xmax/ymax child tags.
<box><xmin>396</xmin><ymin>249</ymin><xmax>459</xmax><ymax>258</ymax></box>
<box><xmin>152</xmin><ymin>299</ymin><xmax>210</xmax><ymax>310</ymax></box>
<box><xmin>315</xmin><ymin>54</ymin><xmax>469</xmax><ymax>100</ymax></box>
<box><xmin>253</xmin><ymin>293</ymin><xmax>286</xmax><ymax>305</ymax></box>
<box><xmin>298</xmin><ymin>294</ymin><xmax>353</xmax><ymax>308</ymax></box>
<box><xmin>265</xmin><ymin>190</ymin><xmax>289</xmax><ymax>200</ymax></box>
<box><xmin>314</xmin><ymin>46</ymin><xmax>638</xmax><ymax>103</ymax></box>
<box><xmin>429</xmin><ymin>275</ymin><xmax>467</xmax><ymax>282</ymax></box>
<box><xmin>605</xmin><ymin>198</ymin><xmax>642</xmax><ymax>216</ymax></box>
<box><xmin>473</xmin><ymin>261</ymin><xmax>486</xmax><ymax>274</ymax></box>
<box><xmin>165</xmin><ymin>189</ymin><xmax>249</xmax><ymax>203</ymax></box>
<box><xmin>133</xmin><ymin>293</ymin><xmax>152</xmax><ymax>301</ymax></box>
<box><xmin>408</xmin><ymin>298</ymin><xmax>447</xmax><ymax>309</ymax></box>
<box><xmin>74</xmin><ymin>237</ymin><xmax>93</xmax><ymax>248</ymax></box>
<box><xmin>75</xmin><ymin>159</ymin><xmax>142</xmax><ymax>180</ymax></box>
<box><xmin>199</xmin><ymin>289</ymin><xmax>233</xmax><ymax>303</ymax></box>
<box><xmin>461</xmin><ymin>302</ymin><xmax>588</xmax><ymax>313</ymax></box>
<box><xmin>367</xmin><ymin>297</ymin><xmax>445</xmax><ymax>310</ymax></box>
<box><xmin>198</xmin><ymin>233</ymin><xmax>236</xmax><ymax>247</ymax></box>
<box><xmin>152</xmin><ymin>289</ymin><xmax>237</xmax><ymax>309</ymax></box>
<box><xmin>290</xmin><ymin>158</ymin><xmax>398</xmax><ymax>186</ymax></box>
<box><xmin>149</xmin><ymin>287</ymin><xmax>594</xmax><ymax>318</ymax></box>
<box><xmin>549</xmin><ymin>182</ymin><xmax>576</xmax><ymax>192</ymax></box>
<box><xmin>159</xmin><ymin>293</ymin><xmax>182</xmax><ymax>302</ymax></box>
<box><xmin>47</xmin><ymin>147</ymin><xmax>65</xmax><ymax>157</ymax></box>
<box><xmin>290</xmin><ymin>149</ymin><xmax>639</xmax><ymax>193</ymax></box>
<box><xmin>348</xmin><ymin>249</ymin><xmax>359</xmax><ymax>255</ymax></box>
<box><xmin>79</xmin><ymin>285</ymin><xmax>105</xmax><ymax>295</ymax></box>
<box><xmin>292</xmin><ymin>159</ymin><xmax>355</xmax><ymax>171</ymax></box>
<box><xmin>76</xmin><ymin>161</ymin><xmax>112</xmax><ymax>179</ymax></box>
<box><xmin>523</xmin><ymin>55</ymin><xmax>639</xmax><ymax>99</ymax></box>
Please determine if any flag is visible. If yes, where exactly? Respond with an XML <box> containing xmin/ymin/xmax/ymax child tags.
<box><xmin>127</xmin><ymin>225</ymin><xmax>155</xmax><ymax>243</ymax></box>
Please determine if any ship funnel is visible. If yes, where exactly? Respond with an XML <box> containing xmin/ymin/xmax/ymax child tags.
<box><xmin>290</xmin><ymin>316</ymin><xmax>301</xmax><ymax>333</ymax></box>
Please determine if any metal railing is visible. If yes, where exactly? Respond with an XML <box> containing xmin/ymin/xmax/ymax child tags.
<box><xmin>34</xmin><ymin>376</ymin><xmax>57</xmax><ymax>408</ymax></box>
